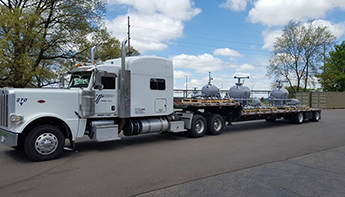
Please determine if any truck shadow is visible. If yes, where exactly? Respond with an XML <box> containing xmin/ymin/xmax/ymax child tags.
<box><xmin>3</xmin><ymin>119</ymin><xmax>315</xmax><ymax>161</ymax></box>
<box><xmin>66</xmin><ymin>119</ymin><xmax>310</xmax><ymax>153</ymax></box>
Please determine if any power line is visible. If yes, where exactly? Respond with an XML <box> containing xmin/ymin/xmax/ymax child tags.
<box><xmin>131</xmin><ymin>35</ymin><xmax>267</xmax><ymax>53</ymax></box>
<box><xmin>112</xmin><ymin>23</ymin><xmax>264</xmax><ymax>46</ymax></box>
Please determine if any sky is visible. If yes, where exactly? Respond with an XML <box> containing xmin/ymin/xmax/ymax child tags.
<box><xmin>104</xmin><ymin>0</ymin><xmax>345</xmax><ymax>92</ymax></box>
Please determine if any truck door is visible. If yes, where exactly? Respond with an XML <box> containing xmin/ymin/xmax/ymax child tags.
<box><xmin>94</xmin><ymin>73</ymin><xmax>118</xmax><ymax>117</ymax></box>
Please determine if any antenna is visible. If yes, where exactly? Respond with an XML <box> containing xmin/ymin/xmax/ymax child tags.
<box><xmin>127</xmin><ymin>16</ymin><xmax>131</xmax><ymax>56</ymax></box>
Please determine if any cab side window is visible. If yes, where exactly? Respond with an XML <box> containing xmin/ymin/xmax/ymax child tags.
<box><xmin>150</xmin><ymin>78</ymin><xmax>165</xmax><ymax>90</ymax></box>
<box><xmin>101</xmin><ymin>74</ymin><xmax>116</xmax><ymax>89</ymax></box>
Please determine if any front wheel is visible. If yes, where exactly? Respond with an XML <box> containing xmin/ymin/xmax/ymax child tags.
<box><xmin>24</xmin><ymin>125</ymin><xmax>65</xmax><ymax>161</ymax></box>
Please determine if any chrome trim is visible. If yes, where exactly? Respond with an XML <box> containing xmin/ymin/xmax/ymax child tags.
<box><xmin>91</xmin><ymin>46</ymin><xmax>96</xmax><ymax>64</ymax></box>
<box><xmin>0</xmin><ymin>129</ymin><xmax>18</xmax><ymax>147</ymax></box>
<box><xmin>0</xmin><ymin>89</ymin><xmax>15</xmax><ymax>128</ymax></box>
<box><xmin>119</xmin><ymin>38</ymin><xmax>131</xmax><ymax>118</ymax></box>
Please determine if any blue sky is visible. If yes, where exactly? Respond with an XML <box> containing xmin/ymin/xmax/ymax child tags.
<box><xmin>105</xmin><ymin>0</ymin><xmax>345</xmax><ymax>91</ymax></box>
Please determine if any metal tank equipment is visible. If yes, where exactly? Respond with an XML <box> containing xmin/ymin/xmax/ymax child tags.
<box><xmin>269</xmin><ymin>80</ymin><xmax>291</xmax><ymax>106</ymax></box>
<box><xmin>229</xmin><ymin>76</ymin><xmax>251</xmax><ymax>106</ymax></box>
<box><xmin>191</xmin><ymin>87</ymin><xmax>200</xmax><ymax>98</ymax></box>
<box><xmin>201</xmin><ymin>72</ymin><xmax>220</xmax><ymax>98</ymax></box>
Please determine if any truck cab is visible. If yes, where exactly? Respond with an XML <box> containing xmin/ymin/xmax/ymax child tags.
<box><xmin>0</xmin><ymin>40</ymin><xmax>178</xmax><ymax>161</ymax></box>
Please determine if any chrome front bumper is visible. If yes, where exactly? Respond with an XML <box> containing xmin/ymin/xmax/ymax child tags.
<box><xmin>0</xmin><ymin>128</ymin><xmax>18</xmax><ymax>147</ymax></box>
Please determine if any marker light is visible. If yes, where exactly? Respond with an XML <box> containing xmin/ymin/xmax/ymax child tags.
<box><xmin>10</xmin><ymin>114</ymin><xmax>24</xmax><ymax>122</ymax></box>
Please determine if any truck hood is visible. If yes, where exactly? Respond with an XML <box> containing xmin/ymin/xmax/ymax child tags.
<box><xmin>7</xmin><ymin>88</ymin><xmax>83</xmax><ymax>133</ymax></box>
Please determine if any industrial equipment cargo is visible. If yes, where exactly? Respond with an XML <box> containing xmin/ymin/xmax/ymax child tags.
<box><xmin>0</xmin><ymin>39</ymin><xmax>321</xmax><ymax>161</ymax></box>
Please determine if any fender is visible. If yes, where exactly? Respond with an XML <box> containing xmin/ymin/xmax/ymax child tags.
<box><xmin>13</xmin><ymin>113</ymin><xmax>81</xmax><ymax>140</ymax></box>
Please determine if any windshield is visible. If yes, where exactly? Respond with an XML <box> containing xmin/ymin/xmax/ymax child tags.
<box><xmin>69</xmin><ymin>71</ymin><xmax>92</xmax><ymax>88</ymax></box>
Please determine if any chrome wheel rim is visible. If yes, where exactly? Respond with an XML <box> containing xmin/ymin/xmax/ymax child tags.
<box><xmin>213</xmin><ymin>118</ymin><xmax>222</xmax><ymax>131</ymax></box>
<box><xmin>298</xmin><ymin>113</ymin><xmax>303</xmax><ymax>123</ymax></box>
<box><xmin>315</xmin><ymin>112</ymin><xmax>320</xmax><ymax>120</ymax></box>
<box><xmin>195</xmin><ymin>120</ymin><xmax>205</xmax><ymax>134</ymax></box>
<box><xmin>35</xmin><ymin>133</ymin><xmax>59</xmax><ymax>155</ymax></box>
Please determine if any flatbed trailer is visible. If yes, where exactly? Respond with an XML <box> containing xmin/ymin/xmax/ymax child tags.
<box><xmin>173</xmin><ymin>98</ymin><xmax>321</xmax><ymax>138</ymax></box>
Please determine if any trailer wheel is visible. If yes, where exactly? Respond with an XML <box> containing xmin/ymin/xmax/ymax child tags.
<box><xmin>311</xmin><ymin>111</ymin><xmax>320</xmax><ymax>122</ymax></box>
<box><xmin>24</xmin><ymin>125</ymin><xmax>65</xmax><ymax>161</ymax></box>
<box><xmin>291</xmin><ymin>112</ymin><xmax>304</xmax><ymax>124</ymax></box>
<box><xmin>206</xmin><ymin>114</ymin><xmax>224</xmax><ymax>135</ymax></box>
<box><xmin>187</xmin><ymin>115</ymin><xmax>207</xmax><ymax>138</ymax></box>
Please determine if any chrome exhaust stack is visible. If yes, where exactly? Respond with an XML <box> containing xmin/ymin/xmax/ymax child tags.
<box><xmin>91</xmin><ymin>46</ymin><xmax>96</xmax><ymax>64</ymax></box>
<box><xmin>119</xmin><ymin>38</ymin><xmax>130</xmax><ymax>118</ymax></box>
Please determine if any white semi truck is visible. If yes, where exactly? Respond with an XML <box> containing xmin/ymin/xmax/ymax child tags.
<box><xmin>0</xmin><ymin>39</ymin><xmax>321</xmax><ymax>161</ymax></box>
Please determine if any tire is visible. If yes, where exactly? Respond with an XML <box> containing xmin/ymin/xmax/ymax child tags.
<box><xmin>311</xmin><ymin>111</ymin><xmax>320</xmax><ymax>122</ymax></box>
<box><xmin>206</xmin><ymin>114</ymin><xmax>224</xmax><ymax>135</ymax></box>
<box><xmin>291</xmin><ymin>112</ymin><xmax>304</xmax><ymax>124</ymax></box>
<box><xmin>265</xmin><ymin>118</ymin><xmax>276</xmax><ymax>122</ymax></box>
<box><xmin>187</xmin><ymin>114</ymin><xmax>207</xmax><ymax>138</ymax></box>
<box><xmin>24</xmin><ymin>125</ymin><xmax>65</xmax><ymax>161</ymax></box>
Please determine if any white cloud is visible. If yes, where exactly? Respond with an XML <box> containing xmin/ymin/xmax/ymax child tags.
<box><xmin>234</xmin><ymin>72</ymin><xmax>250</xmax><ymax>78</ymax></box>
<box><xmin>214</xmin><ymin>48</ymin><xmax>243</xmax><ymax>57</ymax></box>
<box><xmin>262</xmin><ymin>29</ymin><xmax>282</xmax><ymax>51</ymax></box>
<box><xmin>106</xmin><ymin>0</ymin><xmax>201</xmax><ymax>52</ymax></box>
<box><xmin>262</xmin><ymin>20</ymin><xmax>345</xmax><ymax>51</ymax></box>
<box><xmin>229</xmin><ymin>63</ymin><xmax>256</xmax><ymax>71</ymax></box>
<box><xmin>311</xmin><ymin>20</ymin><xmax>345</xmax><ymax>38</ymax></box>
<box><xmin>171</xmin><ymin>53</ymin><xmax>224</xmax><ymax>73</ymax></box>
<box><xmin>108</xmin><ymin>0</ymin><xmax>201</xmax><ymax>20</ymax></box>
<box><xmin>174</xmin><ymin>70</ymin><xmax>192</xmax><ymax>78</ymax></box>
<box><xmin>219</xmin><ymin>0</ymin><xmax>250</xmax><ymax>11</ymax></box>
<box><xmin>236</xmin><ymin>64</ymin><xmax>256</xmax><ymax>71</ymax></box>
<box><xmin>189</xmin><ymin>77</ymin><xmax>209</xmax><ymax>89</ymax></box>
<box><xmin>248</xmin><ymin>0</ymin><xmax>345</xmax><ymax>26</ymax></box>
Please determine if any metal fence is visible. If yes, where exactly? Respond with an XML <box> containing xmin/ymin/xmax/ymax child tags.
<box><xmin>296</xmin><ymin>92</ymin><xmax>345</xmax><ymax>109</ymax></box>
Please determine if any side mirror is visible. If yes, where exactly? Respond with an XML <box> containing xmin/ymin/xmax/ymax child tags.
<box><xmin>94</xmin><ymin>70</ymin><xmax>104</xmax><ymax>90</ymax></box>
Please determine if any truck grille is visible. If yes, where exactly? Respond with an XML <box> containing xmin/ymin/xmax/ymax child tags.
<box><xmin>0</xmin><ymin>90</ymin><xmax>9</xmax><ymax>127</ymax></box>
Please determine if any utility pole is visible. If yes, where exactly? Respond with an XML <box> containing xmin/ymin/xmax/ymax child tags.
<box><xmin>127</xmin><ymin>16</ymin><xmax>131</xmax><ymax>56</ymax></box>
<box><xmin>323</xmin><ymin>44</ymin><xmax>326</xmax><ymax>71</ymax></box>
<box><xmin>184</xmin><ymin>75</ymin><xmax>188</xmax><ymax>97</ymax></box>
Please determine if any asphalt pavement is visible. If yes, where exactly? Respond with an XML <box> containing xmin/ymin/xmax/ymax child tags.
<box><xmin>0</xmin><ymin>109</ymin><xmax>344</xmax><ymax>197</ymax></box>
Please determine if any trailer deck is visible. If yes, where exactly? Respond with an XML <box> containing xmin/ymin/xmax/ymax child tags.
<box><xmin>174</xmin><ymin>98</ymin><xmax>321</xmax><ymax>123</ymax></box>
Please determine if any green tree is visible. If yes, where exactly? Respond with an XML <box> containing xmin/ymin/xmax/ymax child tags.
<box><xmin>0</xmin><ymin>0</ymin><xmax>106</xmax><ymax>88</ymax></box>
<box><xmin>267</xmin><ymin>20</ymin><xmax>336</xmax><ymax>94</ymax></box>
<box><xmin>317</xmin><ymin>41</ymin><xmax>345</xmax><ymax>91</ymax></box>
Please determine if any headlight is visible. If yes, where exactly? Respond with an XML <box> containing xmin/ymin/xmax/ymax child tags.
<box><xmin>10</xmin><ymin>114</ymin><xmax>24</xmax><ymax>122</ymax></box>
